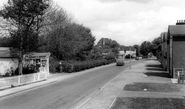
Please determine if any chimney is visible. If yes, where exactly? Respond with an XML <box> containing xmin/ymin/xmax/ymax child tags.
<box><xmin>176</xmin><ymin>20</ymin><xmax>185</xmax><ymax>25</ymax></box>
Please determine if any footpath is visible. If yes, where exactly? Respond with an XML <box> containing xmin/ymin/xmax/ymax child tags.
<box><xmin>75</xmin><ymin>58</ymin><xmax>185</xmax><ymax>109</ymax></box>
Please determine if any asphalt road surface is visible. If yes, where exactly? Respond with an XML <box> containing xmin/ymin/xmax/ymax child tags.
<box><xmin>0</xmin><ymin>60</ymin><xmax>143</xmax><ymax>109</ymax></box>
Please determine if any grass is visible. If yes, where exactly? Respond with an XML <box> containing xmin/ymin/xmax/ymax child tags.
<box><xmin>111</xmin><ymin>97</ymin><xmax>185</xmax><ymax>109</ymax></box>
<box><xmin>123</xmin><ymin>82</ymin><xmax>181</xmax><ymax>92</ymax></box>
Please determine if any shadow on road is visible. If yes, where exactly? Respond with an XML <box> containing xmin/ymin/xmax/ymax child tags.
<box><xmin>144</xmin><ymin>64</ymin><xmax>170</xmax><ymax>78</ymax></box>
<box><xmin>146</xmin><ymin>64</ymin><xmax>163</xmax><ymax>68</ymax></box>
<box><xmin>144</xmin><ymin>72</ymin><xmax>170</xmax><ymax>78</ymax></box>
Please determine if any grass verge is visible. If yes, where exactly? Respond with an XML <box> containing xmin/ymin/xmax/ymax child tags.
<box><xmin>123</xmin><ymin>82</ymin><xmax>181</xmax><ymax>92</ymax></box>
<box><xmin>111</xmin><ymin>97</ymin><xmax>185</xmax><ymax>109</ymax></box>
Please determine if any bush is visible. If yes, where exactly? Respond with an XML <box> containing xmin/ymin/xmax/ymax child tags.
<box><xmin>60</xmin><ymin>59</ymin><xmax>115</xmax><ymax>73</ymax></box>
<box><xmin>104</xmin><ymin>54</ymin><xmax>116</xmax><ymax>63</ymax></box>
<box><xmin>125</xmin><ymin>54</ymin><xmax>135</xmax><ymax>59</ymax></box>
<box><xmin>49</xmin><ymin>56</ymin><xmax>60</xmax><ymax>73</ymax></box>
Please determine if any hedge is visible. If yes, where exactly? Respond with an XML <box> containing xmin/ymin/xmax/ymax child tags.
<box><xmin>60</xmin><ymin>58</ymin><xmax>115</xmax><ymax>73</ymax></box>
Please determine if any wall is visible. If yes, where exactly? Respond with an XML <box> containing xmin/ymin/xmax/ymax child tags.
<box><xmin>0</xmin><ymin>58</ymin><xmax>18</xmax><ymax>75</ymax></box>
<box><xmin>172</xmin><ymin>37</ymin><xmax>185</xmax><ymax>78</ymax></box>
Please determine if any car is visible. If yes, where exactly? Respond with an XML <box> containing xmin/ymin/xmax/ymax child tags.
<box><xmin>116</xmin><ymin>54</ymin><xmax>125</xmax><ymax>66</ymax></box>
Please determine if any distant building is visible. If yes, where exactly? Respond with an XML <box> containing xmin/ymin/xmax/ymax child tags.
<box><xmin>123</xmin><ymin>47</ymin><xmax>136</xmax><ymax>57</ymax></box>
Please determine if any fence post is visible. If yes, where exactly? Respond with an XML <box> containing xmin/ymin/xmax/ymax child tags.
<box><xmin>18</xmin><ymin>75</ymin><xmax>21</xmax><ymax>85</ymax></box>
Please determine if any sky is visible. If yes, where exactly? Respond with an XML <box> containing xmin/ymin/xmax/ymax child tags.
<box><xmin>1</xmin><ymin>0</ymin><xmax>185</xmax><ymax>46</ymax></box>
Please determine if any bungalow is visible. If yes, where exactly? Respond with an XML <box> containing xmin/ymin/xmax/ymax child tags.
<box><xmin>0</xmin><ymin>47</ymin><xmax>19</xmax><ymax>76</ymax></box>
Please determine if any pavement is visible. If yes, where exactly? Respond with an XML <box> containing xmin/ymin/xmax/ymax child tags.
<box><xmin>73</xmin><ymin>58</ymin><xmax>185</xmax><ymax>109</ymax></box>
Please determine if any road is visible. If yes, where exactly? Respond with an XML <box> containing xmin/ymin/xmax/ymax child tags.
<box><xmin>0</xmin><ymin>60</ymin><xmax>142</xmax><ymax>109</ymax></box>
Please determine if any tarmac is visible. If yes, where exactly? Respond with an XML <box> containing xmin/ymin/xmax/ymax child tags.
<box><xmin>1</xmin><ymin>58</ymin><xmax>185</xmax><ymax>109</ymax></box>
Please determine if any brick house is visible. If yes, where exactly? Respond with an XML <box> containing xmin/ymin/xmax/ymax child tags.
<box><xmin>167</xmin><ymin>21</ymin><xmax>185</xmax><ymax>78</ymax></box>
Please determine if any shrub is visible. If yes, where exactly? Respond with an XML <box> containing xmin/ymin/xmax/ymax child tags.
<box><xmin>60</xmin><ymin>59</ymin><xmax>115</xmax><ymax>73</ymax></box>
<box><xmin>125</xmin><ymin>54</ymin><xmax>135</xmax><ymax>59</ymax></box>
<box><xmin>49</xmin><ymin>56</ymin><xmax>60</xmax><ymax>73</ymax></box>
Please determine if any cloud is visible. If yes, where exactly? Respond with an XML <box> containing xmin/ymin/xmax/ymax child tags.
<box><xmin>127</xmin><ymin>0</ymin><xmax>153</xmax><ymax>4</ymax></box>
<box><xmin>55</xmin><ymin>0</ymin><xmax>185</xmax><ymax>46</ymax></box>
<box><xmin>2</xmin><ymin>0</ymin><xmax>185</xmax><ymax>46</ymax></box>
<box><xmin>96</xmin><ymin>0</ymin><xmax>123</xmax><ymax>3</ymax></box>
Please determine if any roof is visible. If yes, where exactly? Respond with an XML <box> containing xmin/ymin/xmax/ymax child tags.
<box><xmin>124</xmin><ymin>47</ymin><xmax>136</xmax><ymax>51</ymax></box>
<box><xmin>168</xmin><ymin>25</ymin><xmax>185</xmax><ymax>36</ymax></box>
<box><xmin>25</xmin><ymin>52</ymin><xmax>51</xmax><ymax>58</ymax></box>
<box><xmin>0</xmin><ymin>47</ymin><xmax>18</xmax><ymax>58</ymax></box>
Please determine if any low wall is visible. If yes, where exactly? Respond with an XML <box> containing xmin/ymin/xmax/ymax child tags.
<box><xmin>0</xmin><ymin>72</ymin><xmax>47</xmax><ymax>90</ymax></box>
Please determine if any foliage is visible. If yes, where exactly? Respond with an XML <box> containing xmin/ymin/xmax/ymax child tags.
<box><xmin>97</xmin><ymin>38</ymin><xmax>120</xmax><ymax>49</ymax></box>
<box><xmin>125</xmin><ymin>54</ymin><xmax>135</xmax><ymax>59</ymax></box>
<box><xmin>97</xmin><ymin>38</ymin><xmax>120</xmax><ymax>57</ymax></box>
<box><xmin>49</xmin><ymin>56</ymin><xmax>60</xmax><ymax>73</ymax></box>
<box><xmin>60</xmin><ymin>59</ymin><xmax>115</xmax><ymax>73</ymax></box>
<box><xmin>46</xmin><ymin>23</ymin><xmax>95</xmax><ymax>61</ymax></box>
<box><xmin>151</xmin><ymin>36</ymin><xmax>162</xmax><ymax>56</ymax></box>
<box><xmin>133</xmin><ymin>44</ymin><xmax>140</xmax><ymax>56</ymax></box>
<box><xmin>0</xmin><ymin>0</ymin><xmax>50</xmax><ymax>53</ymax></box>
<box><xmin>89</xmin><ymin>46</ymin><xmax>103</xmax><ymax>60</ymax></box>
<box><xmin>140</xmin><ymin>41</ymin><xmax>152</xmax><ymax>57</ymax></box>
<box><xmin>0</xmin><ymin>37</ymin><xmax>11</xmax><ymax>47</ymax></box>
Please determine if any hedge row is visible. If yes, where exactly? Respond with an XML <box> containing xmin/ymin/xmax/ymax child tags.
<box><xmin>61</xmin><ymin>59</ymin><xmax>115</xmax><ymax>73</ymax></box>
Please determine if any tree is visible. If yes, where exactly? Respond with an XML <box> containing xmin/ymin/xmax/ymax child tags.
<box><xmin>0</xmin><ymin>37</ymin><xmax>11</xmax><ymax>47</ymax></box>
<box><xmin>0</xmin><ymin>0</ymin><xmax>50</xmax><ymax>75</ymax></box>
<box><xmin>46</xmin><ymin>23</ymin><xmax>95</xmax><ymax>61</ymax></box>
<box><xmin>133</xmin><ymin>44</ymin><xmax>140</xmax><ymax>56</ymax></box>
<box><xmin>140</xmin><ymin>41</ymin><xmax>152</xmax><ymax>57</ymax></box>
<box><xmin>97</xmin><ymin>38</ymin><xmax>120</xmax><ymax>56</ymax></box>
<box><xmin>151</xmin><ymin>36</ymin><xmax>161</xmax><ymax>56</ymax></box>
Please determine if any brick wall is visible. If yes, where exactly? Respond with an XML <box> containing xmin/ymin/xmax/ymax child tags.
<box><xmin>173</xmin><ymin>37</ymin><xmax>185</xmax><ymax>72</ymax></box>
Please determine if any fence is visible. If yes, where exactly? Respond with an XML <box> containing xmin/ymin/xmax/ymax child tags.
<box><xmin>177</xmin><ymin>71</ymin><xmax>185</xmax><ymax>83</ymax></box>
<box><xmin>173</xmin><ymin>68</ymin><xmax>184</xmax><ymax>79</ymax></box>
<box><xmin>0</xmin><ymin>72</ymin><xmax>47</xmax><ymax>90</ymax></box>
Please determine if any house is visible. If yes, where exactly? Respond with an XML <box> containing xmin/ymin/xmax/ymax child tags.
<box><xmin>167</xmin><ymin>20</ymin><xmax>185</xmax><ymax>78</ymax></box>
<box><xmin>0</xmin><ymin>47</ymin><xmax>19</xmax><ymax>76</ymax></box>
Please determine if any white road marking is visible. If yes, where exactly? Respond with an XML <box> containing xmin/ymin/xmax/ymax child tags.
<box><xmin>108</xmin><ymin>98</ymin><xmax>117</xmax><ymax>109</ymax></box>
<box><xmin>100</xmin><ymin>67</ymin><xmax>129</xmax><ymax>91</ymax></box>
<box><xmin>76</xmin><ymin>97</ymin><xmax>91</xmax><ymax>109</ymax></box>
